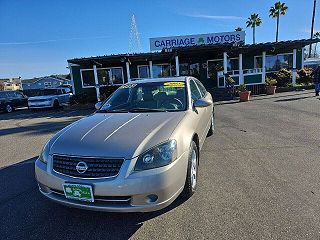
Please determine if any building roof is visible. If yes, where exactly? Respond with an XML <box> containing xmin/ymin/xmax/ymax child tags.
<box><xmin>21</xmin><ymin>76</ymin><xmax>69</xmax><ymax>85</ymax></box>
<box><xmin>68</xmin><ymin>38</ymin><xmax>320</xmax><ymax>65</ymax></box>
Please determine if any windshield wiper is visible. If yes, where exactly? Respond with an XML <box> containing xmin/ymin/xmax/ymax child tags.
<box><xmin>97</xmin><ymin>109</ymin><xmax>129</xmax><ymax>113</ymax></box>
<box><xmin>128</xmin><ymin>108</ymin><xmax>167</xmax><ymax>112</ymax></box>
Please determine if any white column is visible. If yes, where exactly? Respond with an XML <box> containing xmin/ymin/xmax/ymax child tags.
<box><xmin>292</xmin><ymin>49</ymin><xmax>297</xmax><ymax>86</ymax></box>
<box><xmin>301</xmin><ymin>47</ymin><xmax>305</xmax><ymax>69</ymax></box>
<box><xmin>239</xmin><ymin>53</ymin><xmax>244</xmax><ymax>85</ymax></box>
<box><xmin>126</xmin><ymin>62</ymin><xmax>131</xmax><ymax>83</ymax></box>
<box><xmin>149</xmin><ymin>60</ymin><xmax>153</xmax><ymax>78</ymax></box>
<box><xmin>262</xmin><ymin>51</ymin><xmax>266</xmax><ymax>83</ymax></box>
<box><xmin>93</xmin><ymin>65</ymin><xmax>100</xmax><ymax>102</ymax></box>
<box><xmin>68</xmin><ymin>62</ymin><xmax>76</xmax><ymax>95</ymax></box>
<box><xmin>223</xmin><ymin>52</ymin><xmax>228</xmax><ymax>73</ymax></box>
<box><xmin>175</xmin><ymin>55</ymin><xmax>180</xmax><ymax>77</ymax></box>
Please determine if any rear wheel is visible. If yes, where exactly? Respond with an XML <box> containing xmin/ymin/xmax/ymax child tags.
<box><xmin>53</xmin><ymin>100</ymin><xmax>59</xmax><ymax>109</ymax></box>
<box><xmin>182</xmin><ymin>141</ymin><xmax>198</xmax><ymax>198</ymax></box>
<box><xmin>5</xmin><ymin>104</ymin><xmax>13</xmax><ymax>113</ymax></box>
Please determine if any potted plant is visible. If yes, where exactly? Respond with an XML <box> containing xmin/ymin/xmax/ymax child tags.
<box><xmin>265</xmin><ymin>77</ymin><xmax>277</xmax><ymax>95</ymax></box>
<box><xmin>238</xmin><ymin>84</ymin><xmax>251</xmax><ymax>102</ymax></box>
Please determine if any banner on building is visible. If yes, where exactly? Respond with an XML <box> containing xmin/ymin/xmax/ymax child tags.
<box><xmin>150</xmin><ymin>31</ymin><xmax>245</xmax><ymax>51</ymax></box>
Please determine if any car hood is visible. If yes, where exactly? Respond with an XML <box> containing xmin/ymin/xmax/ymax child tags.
<box><xmin>49</xmin><ymin>112</ymin><xmax>186</xmax><ymax>159</ymax></box>
<box><xmin>28</xmin><ymin>95</ymin><xmax>56</xmax><ymax>100</ymax></box>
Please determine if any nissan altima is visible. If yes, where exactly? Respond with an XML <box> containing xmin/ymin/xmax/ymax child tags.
<box><xmin>35</xmin><ymin>77</ymin><xmax>214</xmax><ymax>212</ymax></box>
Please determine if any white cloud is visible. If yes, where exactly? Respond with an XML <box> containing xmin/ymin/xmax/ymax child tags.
<box><xmin>181</xmin><ymin>13</ymin><xmax>244</xmax><ymax>20</ymax></box>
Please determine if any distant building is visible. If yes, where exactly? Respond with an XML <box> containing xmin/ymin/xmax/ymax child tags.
<box><xmin>0</xmin><ymin>78</ymin><xmax>22</xmax><ymax>91</ymax></box>
<box><xmin>21</xmin><ymin>76</ymin><xmax>71</xmax><ymax>90</ymax></box>
<box><xmin>304</xmin><ymin>58</ymin><xmax>320</xmax><ymax>69</ymax></box>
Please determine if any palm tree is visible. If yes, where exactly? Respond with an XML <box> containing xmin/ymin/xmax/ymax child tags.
<box><xmin>246</xmin><ymin>13</ymin><xmax>262</xmax><ymax>44</ymax></box>
<box><xmin>269</xmin><ymin>1</ymin><xmax>288</xmax><ymax>42</ymax></box>
<box><xmin>235</xmin><ymin>27</ymin><xmax>243</xmax><ymax>32</ymax></box>
<box><xmin>313</xmin><ymin>32</ymin><xmax>320</xmax><ymax>57</ymax></box>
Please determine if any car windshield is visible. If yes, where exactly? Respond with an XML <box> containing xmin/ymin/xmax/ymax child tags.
<box><xmin>38</xmin><ymin>89</ymin><xmax>59</xmax><ymax>96</ymax></box>
<box><xmin>98</xmin><ymin>81</ymin><xmax>187</xmax><ymax>113</ymax></box>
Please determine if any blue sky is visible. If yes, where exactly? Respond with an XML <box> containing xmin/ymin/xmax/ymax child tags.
<box><xmin>0</xmin><ymin>0</ymin><xmax>318</xmax><ymax>79</ymax></box>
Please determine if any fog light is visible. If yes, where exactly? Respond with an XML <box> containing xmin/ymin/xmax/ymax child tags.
<box><xmin>146</xmin><ymin>194</ymin><xmax>158</xmax><ymax>203</ymax></box>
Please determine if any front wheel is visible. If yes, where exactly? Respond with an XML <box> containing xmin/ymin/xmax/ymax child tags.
<box><xmin>5</xmin><ymin>104</ymin><xmax>13</xmax><ymax>113</ymax></box>
<box><xmin>182</xmin><ymin>141</ymin><xmax>199</xmax><ymax>199</ymax></box>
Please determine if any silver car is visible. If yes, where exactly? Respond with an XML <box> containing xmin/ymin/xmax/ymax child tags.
<box><xmin>28</xmin><ymin>88</ymin><xmax>72</xmax><ymax>109</ymax></box>
<box><xmin>35</xmin><ymin>77</ymin><xmax>214</xmax><ymax>212</ymax></box>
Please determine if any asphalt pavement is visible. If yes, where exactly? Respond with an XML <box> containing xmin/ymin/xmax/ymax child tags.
<box><xmin>0</xmin><ymin>91</ymin><xmax>320</xmax><ymax>240</ymax></box>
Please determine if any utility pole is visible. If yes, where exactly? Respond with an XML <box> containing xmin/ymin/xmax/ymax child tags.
<box><xmin>309</xmin><ymin>0</ymin><xmax>317</xmax><ymax>57</ymax></box>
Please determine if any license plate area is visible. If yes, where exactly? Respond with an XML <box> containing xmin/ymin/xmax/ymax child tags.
<box><xmin>63</xmin><ymin>183</ymin><xmax>94</xmax><ymax>202</ymax></box>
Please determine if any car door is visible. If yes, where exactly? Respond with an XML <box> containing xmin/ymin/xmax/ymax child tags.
<box><xmin>14</xmin><ymin>92</ymin><xmax>28</xmax><ymax>107</ymax></box>
<box><xmin>6</xmin><ymin>92</ymin><xmax>18</xmax><ymax>108</ymax></box>
<box><xmin>194</xmin><ymin>78</ymin><xmax>213</xmax><ymax>132</ymax></box>
<box><xmin>189</xmin><ymin>79</ymin><xmax>208</xmax><ymax>147</ymax></box>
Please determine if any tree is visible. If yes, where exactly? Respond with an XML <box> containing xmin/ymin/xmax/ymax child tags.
<box><xmin>269</xmin><ymin>1</ymin><xmax>288</xmax><ymax>42</ymax></box>
<box><xmin>0</xmin><ymin>81</ymin><xmax>4</xmax><ymax>91</ymax></box>
<box><xmin>235</xmin><ymin>27</ymin><xmax>243</xmax><ymax>32</ymax></box>
<box><xmin>246</xmin><ymin>13</ymin><xmax>262</xmax><ymax>44</ymax></box>
<box><xmin>313</xmin><ymin>32</ymin><xmax>320</xmax><ymax>57</ymax></box>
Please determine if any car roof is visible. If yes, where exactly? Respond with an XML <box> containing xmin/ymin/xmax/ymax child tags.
<box><xmin>129</xmin><ymin>76</ymin><xmax>189</xmax><ymax>84</ymax></box>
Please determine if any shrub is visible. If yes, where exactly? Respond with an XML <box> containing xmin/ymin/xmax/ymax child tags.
<box><xmin>297</xmin><ymin>68</ymin><xmax>314</xmax><ymax>85</ymax></box>
<box><xmin>265</xmin><ymin>77</ymin><xmax>277</xmax><ymax>86</ymax></box>
<box><xmin>238</xmin><ymin>84</ymin><xmax>247</xmax><ymax>92</ymax></box>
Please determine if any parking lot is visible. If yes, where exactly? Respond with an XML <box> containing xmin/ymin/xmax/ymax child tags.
<box><xmin>1</xmin><ymin>90</ymin><xmax>320</xmax><ymax>240</ymax></box>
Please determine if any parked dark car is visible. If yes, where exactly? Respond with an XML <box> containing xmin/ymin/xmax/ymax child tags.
<box><xmin>0</xmin><ymin>91</ymin><xmax>28</xmax><ymax>113</ymax></box>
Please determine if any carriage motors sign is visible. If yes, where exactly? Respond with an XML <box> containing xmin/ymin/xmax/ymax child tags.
<box><xmin>150</xmin><ymin>31</ymin><xmax>245</xmax><ymax>51</ymax></box>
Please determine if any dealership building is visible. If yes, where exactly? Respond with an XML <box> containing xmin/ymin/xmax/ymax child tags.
<box><xmin>67</xmin><ymin>31</ymin><xmax>318</xmax><ymax>100</ymax></box>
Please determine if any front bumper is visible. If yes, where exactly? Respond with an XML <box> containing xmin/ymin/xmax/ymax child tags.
<box><xmin>35</xmin><ymin>152</ymin><xmax>188</xmax><ymax>212</ymax></box>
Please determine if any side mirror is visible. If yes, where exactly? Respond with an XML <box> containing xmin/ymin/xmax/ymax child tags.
<box><xmin>193</xmin><ymin>98</ymin><xmax>212</xmax><ymax>108</ymax></box>
<box><xmin>95</xmin><ymin>101</ymin><xmax>103</xmax><ymax>110</ymax></box>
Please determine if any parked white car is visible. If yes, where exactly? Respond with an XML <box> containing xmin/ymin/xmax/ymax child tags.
<box><xmin>28</xmin><ymin>88</ymin><xmax>72</xmax><ymax>109</ymax></box>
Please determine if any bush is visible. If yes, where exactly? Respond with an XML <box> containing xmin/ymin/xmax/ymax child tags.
<box><xmin>238</xmin><ymin>84</ymin><xmax>247</xmax><ymax>92</ymax></box>
<box><xmin>267</xmin><ymin>69</ymin><xmax>292</xmax><ymax>87</ymax></box>
<box><xmin>265</xmin><ymin>77</ymin><xmax>277</xmax><ymax>86</ymax></box>
<box><xmin>297</xmin><ymin>68</ymin><xmax>313</xmax><ymax>85</ymax></box>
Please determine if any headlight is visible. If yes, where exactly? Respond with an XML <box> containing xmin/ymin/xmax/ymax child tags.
<box><xmin>134</xmin><ymin>140</ymin><xmax>177</xmax><ymax>171</ymax></box>
<box><xmin>39</xmin><ymin>141</ymin><xmax>50</xmax><ymax>164</ymax></box>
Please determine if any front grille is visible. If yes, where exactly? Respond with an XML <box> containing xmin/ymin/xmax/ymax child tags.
<box><xmin>52</xmin><ymin>155</ymin><xmax>124</xmax><ymax>178</ymax></box>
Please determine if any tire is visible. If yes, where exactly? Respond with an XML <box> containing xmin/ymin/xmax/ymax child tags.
<box><xmin>53</xmin><ymin>100</ymin><xmax>60</xmax><ymax>109</ymax></box>
<box><xmin>5</xmin><ymin>104</ymin><xmax>13</xmax><ymax>113</ymax></box>
<box><xmin>182</xmin><ymin>141</ymin><xmax>199</xmax><ymax>199</ymax></box>
<box><xmin>207</xmin><ymin>113</ymin><xmax>215</xmax><ymax>136</ymax></box>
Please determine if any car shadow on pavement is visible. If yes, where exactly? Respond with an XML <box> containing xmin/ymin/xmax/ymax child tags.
<box><xmin>0</xmin><ymin>157</ymin><xmax>186</xmax><ymax>240</ymax></box>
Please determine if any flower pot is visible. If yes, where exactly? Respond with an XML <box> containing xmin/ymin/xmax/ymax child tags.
<box><xmin>239</xmin><ymin>91</ymin><xmax>251</xmax><ymax>102</ymax></box>
<box><xmin>266</xmin><ymin>85</ymin><xmax>277</xmax><ymax>95</ymax></box>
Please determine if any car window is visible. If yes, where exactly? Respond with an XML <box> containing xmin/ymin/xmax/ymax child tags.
<box><xmin>61</xmin><ymin>89</ymin><xmax>66</xmax><ymax>94</ymax></box>
<box><xmin>6</xmin><ymin>91</ymin><xmax>15</xmax><ymax>98</ymax></box>
<box><xmin>189</xmin><ymin>80</ymin><xmax>202</xmax><ymax>101</ymax></box>
<box><xmin>0</xmin><ymin>92</ymin><xmax>8</xmax><ymax>98</ymax></box>
<box><xmin>194</xmin><ymin>79</ymin><xmax>207</xmax><ymax>97</ymax></box>
<box><xmin>15</xmin><ymin>92</ymin><xmax>24</xmax><ymax>98</ymax></box>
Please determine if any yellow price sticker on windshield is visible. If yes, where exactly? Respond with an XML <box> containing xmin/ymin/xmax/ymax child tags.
<box><xmin>163</xmin><ymin>82</ymin><xmax>185</xmax><ymax>88</ymax></box>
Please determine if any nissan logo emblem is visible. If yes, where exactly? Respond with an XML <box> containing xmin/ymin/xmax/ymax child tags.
<box><xmin>76</xmin><ymin>161</ymin><xmax>88</xmax><ymax>174</ymax></box>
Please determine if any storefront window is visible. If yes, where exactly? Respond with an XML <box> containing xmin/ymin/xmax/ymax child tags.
<box><xmin>227</xmin><ymin>58</ymin><xmax>239</xmax><ymax>72</ymax></box>
<box><xmin>255</xmin><ymin>54</ymin><xmax>293</xmax><ymax>72</ymax></box>
<box><xmin>111</xmin><ymin>68</ymin><xmax>124</xmax><ymax>84</ymax></box>
<box><xmin>179</xmin><ymin>63</ymin><xmax>200</xmax><ymax>78</ymax></box>
<box><xmin>207</xmin><ymin>60</ymin><xmax>224</xmax><ymax>79</ymax></box>
<box><xmin>81</xmin><ymin>69</ymin><xmax>95</xmax><ymax>87</ymax></box>
<box><xmin>138</xmin><ymin>65</ymin><xmax>150</xmax><ymax>78</ymax></box>
<box><xmin>152</xmin><ymin>64</ymin><xmax>171</xmax><ymax>78</ymax></box>
<box><xmin>97</xmin><ymin>68</ymin><xmax>124</xmax><ymax>85</ymax></box>
<box><xmin>97</xmin><ymin>69</ymin><xmax>111</xmax><ymax>85</ymax></box>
